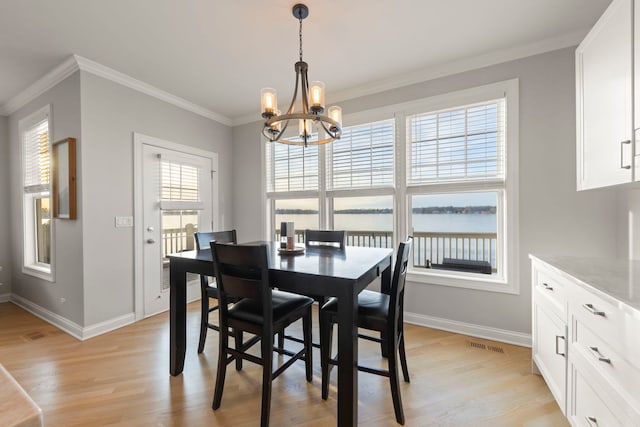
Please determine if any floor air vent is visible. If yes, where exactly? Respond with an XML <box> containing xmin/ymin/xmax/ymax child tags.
<box><xmin>467</xmin><ymin>340</ymin><xmax>505</xmax><ymax>354</ymax></box>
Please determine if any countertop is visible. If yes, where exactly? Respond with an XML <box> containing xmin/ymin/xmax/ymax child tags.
<box><xmin>530</xmin><ymin>255</ymin><xmax>640</xmax><ymax>317</ymax></box>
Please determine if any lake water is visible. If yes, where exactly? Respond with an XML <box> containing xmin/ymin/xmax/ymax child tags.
<box><xmin>275</xmin><ymin>213</ymin><xmax>497</xmax><ymax>233</ymax></box>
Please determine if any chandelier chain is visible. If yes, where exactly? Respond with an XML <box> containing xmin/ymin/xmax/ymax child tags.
<box><xmin>299</xmin><ymin>17</ymin><xmax>303</xmax><ymax>62</ymax></box>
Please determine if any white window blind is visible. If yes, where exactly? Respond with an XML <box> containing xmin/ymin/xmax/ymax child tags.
<box><xmin>408</xmin><ymin>99</ymin><xmax>505</xmax><ymax>185</ymax></box>
<box><xmin>23</xmin><ymin>118</ymin><xmax>50</xmax><ymax>194</ymax></box>
<box><xmin>159</xmin><ymin>159</ymin><xmax>205</xmax><ymax>211</ymax></box>
<box><xmin>328</xmin><ymin>119</ymin><xmax>395</xmax><ymax>190</ymax></box>
<box><xmin>266</xmin><ymin>141</ymin><xmax>319</xmax><ymax>193</ymax></box>
<box><xmin>161</xmin><ymin>160</ymin><xmax>199</xmax><ymax>201</ymax></box>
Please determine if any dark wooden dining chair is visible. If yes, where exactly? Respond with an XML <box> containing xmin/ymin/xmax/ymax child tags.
<box><xmin>194</xmin><ymin>229</ymin><xmax>237</xmax><ymax>353</ymax></box>
<box><xmin>278</xmin><ymin>229</ymin><xmax>347</xmax><ymax>350</ymax></box>
<box><xmin>210</xmin><ymin>242</ymin><xmax>313</xmax><ymax>427</ymax></box>
<box><xmin>319</xmin><ymin>237</ymin><xmax>413</xmax><ymax>425</ymax></box>
<box><xmin>304</xmin><ymin>229</ymin><xmax>346</xmax><ymax>249</ymax></box>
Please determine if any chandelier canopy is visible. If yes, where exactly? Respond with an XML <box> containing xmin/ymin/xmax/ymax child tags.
<box><xmin>260</xmin><ymin>4</ymin><xmax>342</xmax><ymax>147</ymax></box>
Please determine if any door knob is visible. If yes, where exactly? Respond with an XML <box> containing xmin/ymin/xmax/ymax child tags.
<box><xmin>147</xmin><ymin>238</ymin><xmax>156</xmax><ymax>244</ymax></box>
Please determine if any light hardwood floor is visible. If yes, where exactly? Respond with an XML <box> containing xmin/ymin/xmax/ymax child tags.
<box><xmin>0</xmin><ymin>302</ymin><xmax>568</xmax><ymax>426</ymax></box>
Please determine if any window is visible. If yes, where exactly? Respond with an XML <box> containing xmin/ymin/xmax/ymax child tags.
<box><xmin>21</xmin><ymin>105</ymin><xmax>53</xmax><ymax>280</ymax></box>
<box><xmin>264</xmin><ymin>80</ymin><xmax>518</xmax><ymax>293</ymax></box>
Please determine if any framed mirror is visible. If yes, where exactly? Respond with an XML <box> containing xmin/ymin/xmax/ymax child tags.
<box><xmin>52</xmin><ymin>137</ymin><xmax>77</xmax><ymax>219</ymax></box>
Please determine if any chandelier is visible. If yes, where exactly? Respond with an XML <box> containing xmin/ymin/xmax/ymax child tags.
<box><xmin>260</xmin><ymin>3</ymin><xmax>342</xmax><ymax>147</ymax></box>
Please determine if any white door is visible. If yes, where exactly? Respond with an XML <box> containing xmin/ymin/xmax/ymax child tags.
<box><xmin>141</xmin><ymin>144</ymin><xmax>213</xmax><ymax>317</ymax></box>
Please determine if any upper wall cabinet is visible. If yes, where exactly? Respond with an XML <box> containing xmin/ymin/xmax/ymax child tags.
<box><xmin>576</xmin><ymin>0</ymin><xmax>635</xmax><ymax>190</ymax></box>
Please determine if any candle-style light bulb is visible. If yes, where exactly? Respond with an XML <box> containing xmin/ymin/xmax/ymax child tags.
<box><xmin>328</xmin><ymin>106</ymin><xmax>342</xmax><ymax>131</ymax></box>
<box><xmin>299</xmin><ymin>119</ymin><xmax>312</xmax><ymax>139</ymax></box>
<box><xmin>309</xmin><ymin>81</ymin><xmax>325</xmax><ymax>114</ymax></box>
<box><xmin>261</xmin><ymin>88</ymin><xmax>277</xmax><ymax>118</ymax></box>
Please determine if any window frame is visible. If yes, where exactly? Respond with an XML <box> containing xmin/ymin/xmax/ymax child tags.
<box><xmin>262</xmin><ymin>79</ymin><xmax>519</xmax><ymax>294</ymax></box>
<box><xmin>20</xmin><ymin>105</ymin><xmax>55</xmax><ymax>281</ymax></box>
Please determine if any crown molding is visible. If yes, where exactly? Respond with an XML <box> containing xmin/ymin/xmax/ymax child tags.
<box><xmin>231</xmin><ymin>28</ymin><xmax>586</xmax><ymax>127</ymax></box>
<box><xmin>0</xmin><ymin>56</ymin><xmax>79</xmax><ymax>116</ymax></box>
<box><xmin>73</xmin><ymin>55</ymin><xmax>232</xmax><ymax>126</ymax></box>
<box><xmin>0</xmin><ymin>54</ymin><xmax>232</xmax><ymax>126</ymax></box>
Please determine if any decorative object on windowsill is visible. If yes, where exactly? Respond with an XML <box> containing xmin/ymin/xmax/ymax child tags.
<box><xmin>260</xmin><ymin>3</ymin><xmax>342</xmax><ymax>147</ymax></box>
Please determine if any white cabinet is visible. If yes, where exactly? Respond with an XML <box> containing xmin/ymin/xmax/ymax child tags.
<box><xmin>576</xmin><ymin>0</ymin><xmax>635</xmax><ymax>190</ymax></box>
<box><xmin>531</xmin><ymin>261</ymin><xmax>568</xmax><ymax>414</ymax></box>
<box><xmin>531</xmin><ymin>256</ymin><xmax>640</xmax><ymax>427</ymax></box>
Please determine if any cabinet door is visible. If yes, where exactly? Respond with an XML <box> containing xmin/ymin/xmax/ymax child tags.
<box><xmin>576</xmin><ymin>0</ymin><xmax>633</xmax><ymax>190</ymax></box>
<box><xmin>533</xmin><ymin>300</ymin><xmax>567</xmax><ymax>414</ymax></box>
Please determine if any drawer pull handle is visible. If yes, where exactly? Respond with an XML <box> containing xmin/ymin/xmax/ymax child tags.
<box><xmin>541</xmin><ymin>282</ymin><xmax>553</xmax><ymax>291</ymax></box>
<box><xmin>583</xmin><ymin>303</ymin><xmax>606</xmax><ymax>317</ymax></box>
<box><xmin>555</xmin><ymin>335</ymin><xmax>565</xmax><ymax>357</ymax></box>
<box><xmin>588</xmin><ymin>346</ymin><xmax>611</xmax><ymax>364</ymax></box>
<box><xmin>585</xmin><ymin>416</ymin><xmax>599</xmax><ymax>426</ymax></box>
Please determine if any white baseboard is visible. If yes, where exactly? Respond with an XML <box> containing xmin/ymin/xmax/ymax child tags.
<box><xmin>404</xmin><ymin>311</ymin><xmax>531</xmax><ymax>348</ymax></box>
<box><xmin>0</xmin><ymin>293</ymin><xmax>10</xmax><ymax>303</ymax></box>
<box><xmin>10</xmin><ymin>294</ymin><xmax>135</xmax><ymax>341</ymax></box>
<box><xmin>82</xmin><ymin>312</ymin><xmax>135</xmax><ymax>340</ymax></box>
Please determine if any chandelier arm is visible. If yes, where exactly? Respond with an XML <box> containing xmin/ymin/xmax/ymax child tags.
<box><xmin>301</xmin><ymin>67</ymin><xmax>310</xmax><ymax>115</ymax></box>
<box><xmin>286</xmin><ymin>68</ymin><xmax>300</xmax><ymax>115</ymax></box>
<box><xmin>318</xmin><ymin>119</ymin><xmax>339</xmax><ymax>139</ymax></box>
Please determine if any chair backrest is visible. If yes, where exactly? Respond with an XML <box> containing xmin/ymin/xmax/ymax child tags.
<box><xmin>389</xmin><ymin>237</ymin><xmax>413</xmax><ymax>324</ymax></box>
<box><xmin>194</xmin><ymin>229</ymin><xmax>237</xmax><ymax>251</ymax></box>
<box><xmin>211</xmin><ymin>242</ymin><xmax>272</xmax><ymax>321</ymax></box>
<box><xmin>304</xmin><ymin>229</ymin><xmax>346</xmax><ymax>249</ymax></box>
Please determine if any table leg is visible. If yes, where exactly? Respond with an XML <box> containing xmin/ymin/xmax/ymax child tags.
<box><xmin>170</xmin><ymin>264</ymin><xmax>187</xmax><ymax>376</ymax></box>
<box><xmin>337</xmin><ymin>286</ymin><xmax>358</xmax><ymax>426</ymax></box>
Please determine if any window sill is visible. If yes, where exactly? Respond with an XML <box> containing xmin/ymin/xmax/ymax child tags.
<box><xmin>22</xmin><ymin>264</ymin><xmax>54</xmax><ymax>282</ymax></box>
<box><xmin>407</xmin><ymin>268</ymin><xmax>518</xmax><ymax>294</ymax></box>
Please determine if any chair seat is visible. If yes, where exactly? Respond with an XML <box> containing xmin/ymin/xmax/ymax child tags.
<box><xmin>322</xmin><ymin>290</ymin><xmax>389</xmax><ymax>330</ymax></box>
<box><xmin>229</xmin><ymin>290</ymin><xmax>313</xmax><ymax>325</ymax></box>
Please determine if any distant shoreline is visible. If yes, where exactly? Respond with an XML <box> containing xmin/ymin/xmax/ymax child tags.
<box><xmin>276</xmin><ymin>206</ymin><xmax>496</xmax><ymax>215</ymax></box>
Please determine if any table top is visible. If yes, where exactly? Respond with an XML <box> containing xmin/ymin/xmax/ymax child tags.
<box><xmin>168</xmin><ymin>241</ymin><xmax>393</xmax><ymax>281</ymax></box>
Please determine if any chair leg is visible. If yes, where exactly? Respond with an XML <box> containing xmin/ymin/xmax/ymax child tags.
<box><xmin>260</xmin><ymin>331</ymin><xmax>274</xmax><ymax>427</ymax></box>
<box><xmin>302</xmin><ymin>308</ymin><xmax>313</xmax><ymax>382</ymax></box>
<box><xmin>212</xmin><ymin>321</ymin><xmax>229</xmax><ymax>410</ymax></box>
<box><xmin>277</xmin><ymin>331</ymin><xmax>285</xmax><ymax>351</ymax></box>
<box><xmin>198</xmin><ymin>277</ymin><xmax>210</xmax><ymax>354</ymax></box>
<box><xmin>320</xmin><ymin>315</ymin><xmax>333</xmax><ymax>400</ymax></box>
<box><xmin>398</xmin><ymin>329</ymin><xmax>410</xmax><ymax>383</ymax></box>
<box><xmin>234</xmin><ymin>329</ymin><xmax>243</xmax><ymax>371</ymax></box>
<box><xmin>387</xmin><ymin>329</ymin><xmax>405</xmax><ymax>425</ymax></box>
<box><xmin>380</xmin><ymin>330</ymin><xmax>389</xmax><ymax>358</ymax></box>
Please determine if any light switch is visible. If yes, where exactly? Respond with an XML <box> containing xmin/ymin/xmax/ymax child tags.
<box><xmin>115</xmin><ymin>216</ymin><xmax>134</xmax><ymax>228</ymax></box>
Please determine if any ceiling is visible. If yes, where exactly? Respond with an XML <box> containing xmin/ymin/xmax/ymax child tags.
<box><xmin>0</xmin><ymin>0</ymin><xmax>612</xmax><ymax>124</ymax></box>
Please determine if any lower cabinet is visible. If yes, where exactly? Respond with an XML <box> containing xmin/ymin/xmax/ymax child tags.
<box><xmin>532</xmin><ymin>293</ymin><xmax>567</xmax><ymax>413</ymax></box>
<box><xmin>531</xmin><ymin>256</ymin><xmax>640</xmax><ymax>427</ymax></box>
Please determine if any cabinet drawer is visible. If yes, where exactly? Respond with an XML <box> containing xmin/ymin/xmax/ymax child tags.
<box><xmin>533</xmin><ymin>264</ymin><xmax>568</xmax><ymax>317</ymax></box>
<box><xmin>571</xmin><ymin>285</ymin><xmax>640</xmax><ymax>369</ymax></box>
<box><xmin>574</xmin><ymin>318</ymin><xmax>640</xmax><ymax>408</ymax></box>
<box><xmin>571</xmin><ymin>368</ymin><xmax>633</xmax><ymax>427</ymax></box>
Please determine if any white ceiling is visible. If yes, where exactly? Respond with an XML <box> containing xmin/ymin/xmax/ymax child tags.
<box><xmin>0</xmin><ymin>0</ymin><xmax>612</xmax><ymax>124</ymax></box>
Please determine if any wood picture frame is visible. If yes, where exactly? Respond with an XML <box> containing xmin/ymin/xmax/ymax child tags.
<box><xmin>52</xmin><ymin>137</ymin><xmax>77</xmax><ymax>219</ymax></box>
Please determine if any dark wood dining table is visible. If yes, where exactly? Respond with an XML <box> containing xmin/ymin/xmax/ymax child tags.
<box><xmin>167</xmin><ymin>241</ymin><xmax>393</xmax><ymax>426</ymax></box>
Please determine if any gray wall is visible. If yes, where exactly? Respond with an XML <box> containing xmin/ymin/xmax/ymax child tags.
<box><xmin>232</xmin><ymin>47</ymin><xmax>620</xmax><ymax>335</ymax></box>
<box><xmin>8</xmin><ymin>71</ymin><xmax>84</xmax><ymax>324</ymax></box>
<box><xmin>79</xmin><ymin>71</ymin><xmax>233</xmax><ymax>325</ymax></box>
<box><xmin>0</xmin><ymin>115</ymin><xmax>10</xmax><ymax>294</ymax></box>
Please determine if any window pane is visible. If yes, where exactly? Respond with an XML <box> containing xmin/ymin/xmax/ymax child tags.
<box><xmin>408</xmin><ymin>99</ymin><xmax>505</xmax><ymax>185</ymax></box>
<box><xmin>329</xmin><ymin>120</ymin><xmax>394</xmax><ymax>190</ymax></box>
<box><xmin>35</xmin><ymin>196</ymin><xmax>51</xmax><ymax>264</ymax></box>
<box><xmin>161</xmin><ymin>210</ymin><xmax>199</xmax><ymax>289</ymax></box>
<box><xmin>274</xmin><ymin>199</ymin><xmax>319</xmax><ymax>242</ymax></box>
<box><xmin>334</xmin><ymin>196</ymin><xmax>393</xmax><ymax>248</ymax></box>
<box><xmin>411</xmin><ymin>192</ymin><xmax>498</xmax><ymax>274</ymax></box>
<box><xmin>266</xmin><ymin>142</ymin><xmax>318</xmax><ymax>192</ymax></box>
